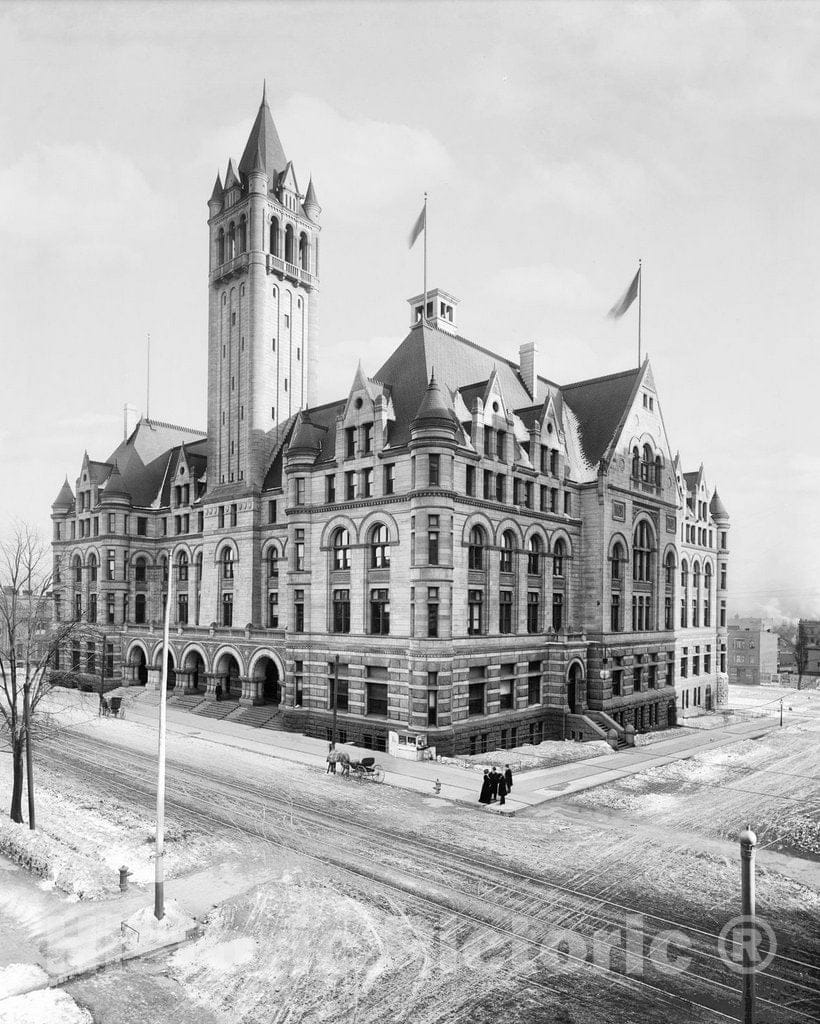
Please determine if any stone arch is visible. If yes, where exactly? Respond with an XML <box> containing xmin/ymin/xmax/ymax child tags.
<box><xmin>213</xmin><ymin>645</ymin><xmax>246</xmax><ymax>677</ymax></box>
<box><xmin>566</xmin><ymin>658</ymin><xmax>585</xmax><ymax>714</ymax></box>
<box><xmin>547</xmin><ymin>528</ymin><xmax>573</xmax><ymax>556</ymax></box>
<box><xmin>180</xmin><ymin>642</ymin><xmax>209</xmax><ymax>672</ymax></box>
<box><xmin>319</xmin><ymin>514</ymin><xmax>358</xmax><ymax>549</ymax></box>
<box><xmin>179</xmin><ymin>643</ymin><xmax>207</xmax><ymax>691</ymax></box>
<box><xmin>214</xmin><ymin>538</ymin><xmax>239</xmax><ymax>564</ymax></box>
<box><xmin>248</xmin><ymin>648</ymin><xmax>286</xmax><ymax>704</ymax></box>
<box><xmin>358</xmin><ymin>509</ymin><xmax>400</xmax><ymax>546</ymax></box>
<box><xmin>661</xmin><ymin>543</ymin><xmax>678</xmax><ymax>568</ymax></box>
<box><xmin>493</xmin><ymin>518</ymin><xmax>524</xmax><ymax>548</ymax></box>
<box><xmin>461</xmin><ymin>511</ymin><xmax>494</xmax><ymax>546</ymax></box>
<box><xmin>522</xmin><ymin>523</ymin><xmax>549</xmax><ymax>550</ymax></box>
<box><xmin>212</xmin><ymin>645</ymin><xmax>244</xmax><ymax>700</ymax></box>
<box><xmin>125</xmin><ymin>639</ymin><xmax>149</xmax><ymax>686</ymax></box>
<box><xmin>608</xmin><ymin>531</ymin><xmax>631</xmax><ymax>560</ymax></box>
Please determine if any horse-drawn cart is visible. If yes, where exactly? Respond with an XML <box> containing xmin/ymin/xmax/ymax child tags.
<box><xmin>349</xmin><ymin>756</ymin><xmax>385</xmax><ymax>783</ymax></box>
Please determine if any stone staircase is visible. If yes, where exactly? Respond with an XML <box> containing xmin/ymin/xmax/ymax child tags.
<box><xmin>170</xmin><ymin>692</ymin><xmax>208</xmax><ymax>712</ymax></box>
<box><xmin>227</xmin><ymin>705</ymin><xmax>285</xmax><ymax>730</ymax></box>
<box><xmin>189</xmin><ymin>700</ymin><xmax>240</xmax><ymax>722</ymax></box>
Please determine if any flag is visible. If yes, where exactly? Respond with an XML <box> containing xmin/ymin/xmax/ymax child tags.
<box><xmin>607</xmin><ymin>266</ymin><xmax>640</xmax><ymax>319</ymax></box>
<box><xmin>408</xmin><ymin>205</ymin><xmax>426</xmax><ymax>249</ymax></box>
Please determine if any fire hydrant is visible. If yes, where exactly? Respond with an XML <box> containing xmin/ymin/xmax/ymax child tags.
<box><xmin>433</xmin><ymin>778</ymin><xmax>442</xmax><ymax>796</ymax></box>
<box><xmin>119</xmin><ymin>866</ymin><xmax>132</xmax><ymax>892</ymax></box>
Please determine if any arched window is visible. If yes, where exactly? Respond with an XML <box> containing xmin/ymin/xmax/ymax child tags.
<box><xmin>299</xmin><ymin>232</ymin><xmax>309</xmax><ymax>271</ymax></box>
<box><xmin>195</xmin><ymin>551</ymin><xmax>202</xmax><ymax>581</ymax></box>
<box><xmin>73</xmin><ymin>555</ymin><xmax>82</xmax><ymax>583</ymax></box>
<box><xmin>285</xmin><ymin>224</ymin><xmax>295</xmax><ymax>264</ymax></box>
<box><xmin>665</xmin><ymin>551</ymin><xmax>675</xmax><ymax>587</ymax></box>
<box><xmin>228</xmin><ymin>221</ymin><xmax>236</xmax><ymax>260</ymax></box>
<box><xmin>632</xmin><ymin>447</ymin><xmax>640</xmax><ymax>480</ymax></box>
<box><xmin>527</xmin><ymin>535</ymin><xmax>542</xmax><ymax>575</ymax></box>
<box><xmin>332</xmin><ymin>527</ymin><xmax>351</xmax><ymax>570</ymax></box>
<box><xmin>692</xmin><ymin>562</ymin><xmax>701</xmax><ymax>626</ymax></box>
<box><xmin>704</xmin><ymin>563</ymin><xmax>712</xmax><ymax>626</ymax></box>
<box><xmin>270</xmin><ymin>217</ymin><xmax>280</xmax><ymax>256</ymax></box>
<box><xmin>135</xmin><ymin>593</ymin><xmax>146</xmax><ymax>624</ymax></box>
<box><xmin>500</xmin><ymin>530</ymin><xmax>515</xmax><ymax>573</ymax></box>
<box><xmin>370</xmin><ymin>524</ymin><xmax>390</xmax><ymax>569</ymax></box>
<box><xmin>268</xmin><ymin>547</ymin><xmax>279</xmax><ymax>579</ymax></box>
<box><xmin>134</xmin><ymin>556</ymin><xmax>147</xmax><ymax>584</ymax></box>
<box><xmin>680</xmin><ymin>559</ymin><xmax>689</xmax><ymax>627</ymax></box>
<box><xmin>161</xmin><ymin>555</ymin><xmax>168</xmax><ymax>583</ymax></box>
<box><xmin>221</xmin><ymin>547</ymin><xmax>234</xmax><ymax>581</ymax></box>
<box><xmin>553</xmin><ymin>538</ymin><xmax>566</xmax><ymax>578</ymax></box>
<box><xmin>655</xmin><ymin>454</ymin><xmax>662</xmax><ymax>486</ymax></box>
<box><xmin>217</xmin><ymin>228</ymin><xmax>225</xmax><ymax>264</ymax></box>
<box><xmin>633</xmin><ymin>521</ymin><xmax>653</xmax><ymax>582</ymax></box>
<box><xmin>611</xmin><ymin>542</ymin><xmax>624</xmax><ymax>582</ymax></box>
<box><xmin>641</xmin><ymin>444</ymin><xmax>654</xmax><ymax>483</ymax></box>
<box><xmin>177</xmin><ymin>552</ymin><xmax>189</xmax><ymax>582</ymax></box>
<box><xmin>238</xmin><ymin>215</ymin><xmax>247</xmax><ymax>253</ymax></box>
<box><xmin>468</xmin><ymin>526</ymin><xmax>486</xmax><ymax>571</ymax></box>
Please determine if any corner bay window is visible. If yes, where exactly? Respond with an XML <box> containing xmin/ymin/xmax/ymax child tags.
<box><xmin>294</xmin><ymin>589</ymin><xmax>305</xmax><ymax>631</ymax></box>
<box><xmin>427</xmin><ymin>587</ymin><xmax>439</xmax><ymax>638</ymax></box>
<box><xmin>295</xmin><ymin>530</ymin><xmax>305</xmax><ymax>571</ymax></box>
<box><xmin>267</xmin><ymin>592</ymin><xmax>279</xmax><ymax>628</ymax></box>
<box><xmin>468</xmin><ymin>590</ymin><xmax>483</xmax><ymax>635</ymax></box>
<box><xmin>221</xmin><ymin>592</ymin><xmax>233</xmax><ymax>627</ymax></box>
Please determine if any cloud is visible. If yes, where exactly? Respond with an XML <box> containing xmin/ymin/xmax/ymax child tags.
<box><xmin>0</xmin><ymin>144</ymin><xmax>161</xmax><ymax>256</ymax></box>
<box><xmin>204</xmin><ymin>94</ymin><xmax>454</xmax><ymax>224</ymax></box>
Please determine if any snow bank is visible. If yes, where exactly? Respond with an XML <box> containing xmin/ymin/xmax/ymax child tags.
<box><xmin>0</xmin><ymin>988</ymin><xmax>92</xmax><ymax>1024</ymax></box>
<box><xmin>123</xmin><ymin>899</ymin><xmax>197</xmax><ymax>950</ymax></box>
<box><xmin>0</xmin><ymin>963</ymin><xmax>48</xmax><ymax>999</ymax></box>
<box><xmin>445</xmin><ymin>738</ymin><xmax>614</xmax><ymax>771</ymax></box>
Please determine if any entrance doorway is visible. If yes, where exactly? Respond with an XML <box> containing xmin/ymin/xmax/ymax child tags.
<box><xmin>567</xmin><ymin>661</ymin><xmax>584</xmax><ymax>713</ymax></box>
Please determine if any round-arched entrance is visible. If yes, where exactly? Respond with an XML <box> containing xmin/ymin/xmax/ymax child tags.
<box><xmin>214</xmin><ymin>652</ymin><xmax>241</xmax><ymax>700</ymax></box>
<box><xmin>567</xmin><ymin>661</ymin><xmax>585</xmax><ymax>714</ymax></box>
<box><xmin>129</xmin><ymin>646</ymin><xmax>148</xmax><ymax>686</ymax></box>
<box><xmin>182</xmin><ymin>649</ymin><xmax>206</xmax><ymax>692</ymax></box>
<box><xmin>252</xmin><ymin>655</ymin><xmax>281</xmax><ymax>704</ymax></box>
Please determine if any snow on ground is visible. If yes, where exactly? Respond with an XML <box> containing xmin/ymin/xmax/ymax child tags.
<box><xmin>0</xmin><ymin>758</ymin><xmax>227</xmax><ymax>900</ymax></box>
<box><xmin>0</xmin><ymin>963</ymin><xmax>49</xmax><ymax>999</ymax></box>
<box><xmin>0</xmin><ymin>988</ymin><xmax>93</xmax><ymax>1024</ymax></box>
<box><xmin>124</xmin><ymin>899</ymin><xmax>196</xmax><ymax>949</ymax></box>
<box><xmin>444</xmin><ymin>738</ymin><xmax>614</xmax><ymax>771</ymax></box>
<box><xmin>568</xmin><ymin>718</ymin><xmax>820</xmax><ymax>858</ymax></box>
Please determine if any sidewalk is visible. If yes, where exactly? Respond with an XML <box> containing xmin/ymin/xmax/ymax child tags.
<box><xmin>104</xmin><ymin>695</ymin><xmax>784</xmax><ymax>815</ymax></box>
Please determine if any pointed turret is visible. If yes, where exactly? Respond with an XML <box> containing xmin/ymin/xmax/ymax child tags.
<box><xmin>101</xmin><ymin>462</ymin><xmax>131</xmax><ymax>505</ymax></box>
<box><xmin>208</xmin><ymin>172</ymin><xmax>224</xmax><ymax>217</ymax></box>
<box><xmin>412</xmin><ymin>371</ymin><xmax>458</xmax><ymax>435</ymax></box>
<box><xmin>303</xmin><ymin>176</ymin><xmax>321</xmax><ymax>222</ymax></box>
<box><xmin>224</xmin><ymin>158</ymin><xmax>242</xmax><ymax>192</ymax></box>
<box><xmin>710</xmin><ymin>490</ymin><xmax>729</xmax><ymax>522</ymax></box>
<box><xmin>51</xmin><ymin>477</ymin><xmax>75</xmax><ymax>511</ymax></box>
<box><xmin>238</xmin><ymin>86</ymin><xmax>287</xmax><ymax>185</ymax></box>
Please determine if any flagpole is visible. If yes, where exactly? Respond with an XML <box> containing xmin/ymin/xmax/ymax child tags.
<box><xmin>637</xmin><ymin>259</ymin><xmax>642</xmax><ymax>367</ymax></box>
<box><xmin>423</xmin><ymin>192</ymin><xmax>428</xmax><ymax>325</ymax></box>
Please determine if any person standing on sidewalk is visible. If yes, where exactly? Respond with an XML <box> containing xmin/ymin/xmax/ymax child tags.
<box><xmin>498</xmin><ymin>774</ymin><xmax>508</xmax><ymax>806</ymax></box>
<box><xmin>478</xmin><ymin>770</ymin><xmax>492</xmax><ymax>804</ymax></box>
<box><xmin>504</xmin><ymin>764</ymin><xmax>513</xmax><ymax>793</ymax></box>
<box><xmin>489</xmin><ymin>768</ymin><xmax>500</xmax><ymax>802</ymax></box>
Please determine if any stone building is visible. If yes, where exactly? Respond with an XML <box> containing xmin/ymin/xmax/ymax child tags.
<box><xmin>727</xmin><ymin>624</ymin><xmax>778</xmax><ymax>687</ymax></box>
<box><xmin>50</xmin><ymin>90</ymin><xmax>731</xmax><ymax>754</ymax></box>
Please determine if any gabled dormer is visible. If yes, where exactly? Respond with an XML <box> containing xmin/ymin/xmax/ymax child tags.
<box><xmin>336</xmin><ymin>362</ymin><xmax>394</xmax><ymax>461</ymax></box>
<box><xmin>277</xmin><ymin>162</ymin><xmax>301</xmax><ymax>214</ymax></box>
<box><xmin>223</xmin><ymin>158</ymin><xmax>243</xmax><ymax>208</ymax></box>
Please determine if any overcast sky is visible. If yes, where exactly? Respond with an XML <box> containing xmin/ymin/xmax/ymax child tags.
<box><xmin>1</xmin><ymin>1</ymin><xmax>817</xmax><ymax>620</ymax></box>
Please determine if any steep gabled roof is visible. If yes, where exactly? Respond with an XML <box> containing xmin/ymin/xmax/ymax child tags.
<box><xmin>100</xmin><ymin>462</ymin><xmax>131</xmax><ymax>503</ymax></box>
<box><xmin>52</xmin><ymin>477</ymin><xmax>75</xmax><ymax>510</ymax></box>
<box><xmin>561</xmin><ymin>367</ymin><xmax>642</xmax><ymax>468</ymax></box>
<box><xmin>238</xmin><ymin>88</ymin><xmax>287</xmax><ymax>185</ymax></box>
<box><xmin>104</xmin><ymin>418</ymin><xmax>206</xmax><ymax>508</ymax></box>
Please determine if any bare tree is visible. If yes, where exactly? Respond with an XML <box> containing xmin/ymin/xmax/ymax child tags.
<box><xmin>0</xmin><ymin>525</ymin><xmax>80</xmax><ymax>826</ymax></box>
<box><xmin>793</xmin><ymin>620</ymin><xmax>810</xmax><ymax>692</ymax></box>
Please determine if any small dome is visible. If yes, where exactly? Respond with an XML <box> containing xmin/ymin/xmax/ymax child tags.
<box><xmin>710</xmin><ymin>490</ymin><xmax>729</xmax><ymax>521</ymax></box>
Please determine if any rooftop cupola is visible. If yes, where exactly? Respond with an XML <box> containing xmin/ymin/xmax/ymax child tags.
<box><xmin>407</xmin><ymin>287</ymin><xmax>460</xmax><ymax>336</ymax></box>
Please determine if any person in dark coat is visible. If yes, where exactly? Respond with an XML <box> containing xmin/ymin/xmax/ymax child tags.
<box><xmin>498</xmin><ymin>775</ymin><xmax>508</xmax><ymax>806</ymax></box>
<box><xmin>504</xmin><ymin>764</ymin><xmax>513</xmax><ymax>792</ymax></box>
<box><xmin>489</xmin><ymin>768</ymin><xmax>500</xmax><ymax>801</ymax></box>
<box><xmin>478</xmin><ymin>769</ymin><xmax>492</xmax><ymax>804</ymax></box>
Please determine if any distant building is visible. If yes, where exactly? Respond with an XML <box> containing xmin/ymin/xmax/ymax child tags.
<box><xmin>799</xmin><ymin>619</ymin><xmax>820</xmax><ymax>676</ymax></box>
<box><xmin>728</xmin><ymin>625</ymin><xmax>778</xmax><ymax>686</ymax></box>
<box><xmin>778</xmin><ymin>636</ymin><xmax>796</xmax><ymax>676</ymax></box>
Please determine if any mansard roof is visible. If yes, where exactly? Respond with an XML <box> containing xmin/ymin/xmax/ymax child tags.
<box><xmin>560</xmin><ymin>367</ymin><xmax>642</xmax><ymax>468</ymax></box>
<box><xmin>238</xmin><ymin>88</ymin><xmax>288</xmax><ymax>185</ymax></box>
<box><xmin>103</xmin><ymin>418</ymin><xmax>206</xmax><ymax>508</ymax></box>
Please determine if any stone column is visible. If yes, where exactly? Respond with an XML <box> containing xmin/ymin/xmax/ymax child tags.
<box><xmin>175</xmin><ymin>669</ymin><xmax>196</xmax><ymax>694</ymax></box>
<box><xmin>146</xmin><ymin>667</ymin><xmax>162</xmax><ymax>691</ymax></box>
<box><xmin>203</xmin><ymin>672</ymin><xmax>221</xmax><ymax>699</ymax></box>
<box><xmin>239</xmin><ymin>675</ymin><xmax>264</xmax><ymax>707</ymax></box>
<box><xmin>121</xmin><ymin>665</ymin><xmax>138</xmax><ymax>686</ymax></box>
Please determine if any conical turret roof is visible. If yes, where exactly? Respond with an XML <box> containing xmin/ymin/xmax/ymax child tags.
<box><xmin>101</xmin><ymin>462</ymin><xmax>131</xmax><ymax>504</ymax></box>
<box><xmin>412</xmin><ymin>371</ymin><xmax>458</xmax><ymax>433</ymax></box>
<box><xmin>239</xmin><ymin>86</ymin><xmax>287</xmax><ymax>183</ymax></box>
<box><xmin>303</xmin><ymin>176</ymin><xmax>320</xmax><ymax>219</ymax></box>
<box><xmin>51</xmin><ymin>477</ymin><xmax>75</xmax><ymax>510</ymax></box>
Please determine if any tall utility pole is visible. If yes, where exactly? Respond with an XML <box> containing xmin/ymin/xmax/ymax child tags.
<box><xmin>331</xmin><ymin>654</ymin><xmax>339</xmax><ymax>749</ymax></box>
<box><xmin>154</xmin><ymin>592</ymin><xmax>171</xmax><ymax>921</ymax></box>
<box><xmin>740</xmin><ymin>826</ymin><xmax>758</xmax><ymax>1024</ymax></box>
<box><xmin>23</xmin><ymin>679</ymin><xmax>34</xmax><ymax>830</ymax></box>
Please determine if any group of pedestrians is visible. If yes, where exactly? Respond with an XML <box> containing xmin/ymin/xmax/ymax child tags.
<box><xmin>478</xmin><ymin>764</ymin><xmax>513</xmax><ymax>806</ymax></box>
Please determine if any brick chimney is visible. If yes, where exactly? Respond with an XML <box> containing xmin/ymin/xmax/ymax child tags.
<box><xmin>519</xmin><ymin>343</ymin><xmax>540</xmax><ymax>402</ymax></box>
